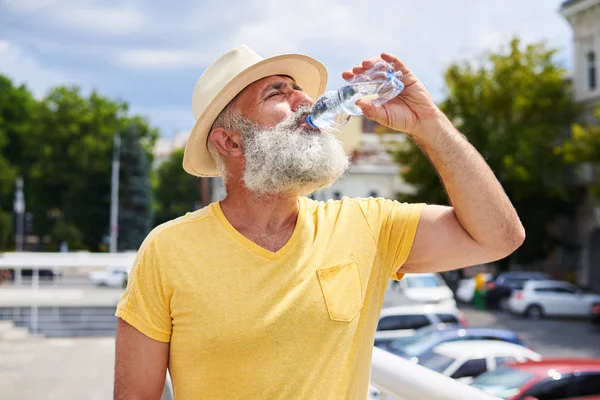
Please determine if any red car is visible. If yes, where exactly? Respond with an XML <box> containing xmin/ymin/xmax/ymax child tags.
<box><xmin>471</xmin><ymin>359</ymin><xmax>600</xmax><ymax>400</ymax></box>
<box><xmin>591</xmin><ymin>302</ymin><xmax>600</xmax><ymax>325</ymax></box>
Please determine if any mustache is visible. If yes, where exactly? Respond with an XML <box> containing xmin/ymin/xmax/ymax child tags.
<box><xmin>275</xmin><ymin>104</ymin><xmax>313</xmax><ymax>131</ymax></box>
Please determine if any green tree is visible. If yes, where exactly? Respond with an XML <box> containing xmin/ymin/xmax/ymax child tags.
<box><xmin>0</xmin><ymin>210</ymin><xmax>11</xmax><ymax>250</ymax></box>
<box><xmin>0</xmin><ymin>76</ymin><xmax>39</xmax><ymax>212</ymax></box>
<box><xmin>118</xmin><ymin>120</ymin><xmax>157</xmax><ymax>250</ymax></box>
<box><xmin>27</xmin><ymin>86</ymin><xmax>125</xmax><ymax>250</ymax></box>
<box><xmin>51</xmin><ymin>220</ymin><xmax>83</xmax><ymax>249</ymax></box>
<box><xmin>153</xmin><ymin>148</ymin><xmax>199</xmax><ymax>226</ymax></box>
<box><xmin>559</xmin><ymin>105</ymin><xmax>600</xmax><ymax>198</ymax></box>
<box><xmin>390</xmin><ymin>38</ymin><xmax>582</xmax><ymax>266</ymax></box>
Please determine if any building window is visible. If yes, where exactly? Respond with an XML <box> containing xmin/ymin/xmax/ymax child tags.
<box><xmin>588</xmin><ymin>51</ymin><xmax>597</xmax><ymax>91</ymax></box>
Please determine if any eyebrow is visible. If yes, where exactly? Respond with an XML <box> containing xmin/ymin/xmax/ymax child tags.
<box><xmin>260</xmin><ymin>80</ymin><xmax>303</xmax><ymax>99</ymax></box>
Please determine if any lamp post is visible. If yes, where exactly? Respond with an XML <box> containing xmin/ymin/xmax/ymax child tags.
<box><xmin>13</xmin><ymin>176</ymin><xmax>25</xmax><ymax>252</ymax></box>
<box><xmin>109</xmin><ymin>134</ymin><xmax>121</xmax><ymax>253</ymax></box>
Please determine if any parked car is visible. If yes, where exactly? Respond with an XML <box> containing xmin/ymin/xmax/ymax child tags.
<box><xmin>375</xmin><ymin>304</ymin><xmax>467</xmax><ymax>340</ymax></box>
<box><xmin>591</xmin><ymin>302</ymin><xmax>600</xmax><ymax>325</ymax></box>
<box><xmin>471</xmin><ymin>359</ymin><xmax>600</xmax><ymax>400</ymax></box>
<box><xmin>509</xmin><ymin>280</ymin><xmax>600</xmax><ymax>319</ymax></box>
<box><xmin>387</xmin><ymin>273</ymin><xmax>456</xmax><ymax>307</ymax></box>
<box><xmin>374</xmin><ymin>322</ymin><xmax>460</xmax><ymax>348</ymax></box>
<box><xmin>417</xmin><ymin>340</ymin><xmax>541</xmax><ymax>384</ymax></box>
<box><xmin>89</xmin><ymin>268</ymin><xmax>128</xmax><ymax>288</ymax></box>
<box><xmin>377</xmin><ymin>326</ymin><xmax>526</xmax><ymax>364</ymax></box>
<box><xmin>485</xmin><ymin>271</ymin><xmax>551</xmax><ymax>309</ymax></box>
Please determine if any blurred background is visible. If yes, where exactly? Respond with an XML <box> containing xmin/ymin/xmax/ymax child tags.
<box><xmin>0</xmin><ymin>0</ymin><xmax>599</xmax><ymax>399</ymax></box>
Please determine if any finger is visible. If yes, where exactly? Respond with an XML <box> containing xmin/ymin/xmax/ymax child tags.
<box><xmin>352</xmin><ymin>65</ymin><xmax>367</xmax><ymax>75</ymax></box>
<box><xmin>381</xmin><ymin>53</ymin><xmax>411</xmax><ymax>75</ymax></box>
<box><xmin>343</xmin><ymin>57</ymin><xmax>384</xmax><ymax>80</ymax></box>
<box><xmin>360</xmin><ymin>58</ymin><xmax>379</xmax><ymax>69</ymax></box>
<box><xmin>341</xmin><ymin>70</ymin><xmax>355</xmax><ymax>80</ymax></box>
<box><xmin>355</xmin><ymin>98</ymin><xmax>387</xmax><ymax>124</ymax></box>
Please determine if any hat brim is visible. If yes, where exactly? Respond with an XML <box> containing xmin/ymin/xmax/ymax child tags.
<box><xmin>183</xmin><ymin>53</ymin><xmax>328</xmax><ymax>177</ymax></box>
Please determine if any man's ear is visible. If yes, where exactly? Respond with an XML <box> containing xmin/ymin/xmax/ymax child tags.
<box><xmin>209</xmin><ymin>128</ymin><xmax>244</xmax><ymax>157</ymax></box>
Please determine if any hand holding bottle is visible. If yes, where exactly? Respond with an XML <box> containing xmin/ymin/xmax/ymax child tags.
<box><xmin>306</xmin><ymin>60</ymin><xmax>404</xmax><ymax>130</ymax></box>
<box><xmin>342</xmin><ymin>53</ymin><xmax>443</xmax><ymax>138</ymax></box>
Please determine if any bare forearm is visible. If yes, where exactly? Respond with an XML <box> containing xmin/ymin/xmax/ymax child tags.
<box><xmin>114</xmin><ymin>319</ymin><xmax>170</xmax><ymax>400</ymax></box>
<box><xmin>413</xmin><ymin>112</ymin><xmax>525</xmax><ymax>252</ymax></box>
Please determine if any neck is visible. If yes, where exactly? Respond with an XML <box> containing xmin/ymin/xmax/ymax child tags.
<box><xmin>219</xmin><ymin>185</ymin><xmax>300</xmax><ymax>234</ymax></box>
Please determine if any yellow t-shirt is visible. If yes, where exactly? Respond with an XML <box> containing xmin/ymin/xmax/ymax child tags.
<box><xmin>116</xmin><ymin>196</ymin><xmax>424</xmax><ymax>399</ymax></box>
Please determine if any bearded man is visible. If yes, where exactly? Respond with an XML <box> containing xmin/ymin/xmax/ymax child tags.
<box><xmin>113</xmin><ymin>45</ymin><xmax>525</xmax><ymax>400</ymax></box>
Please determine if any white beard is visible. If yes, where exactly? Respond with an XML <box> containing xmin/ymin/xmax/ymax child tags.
<box><xmin>240</xmin><ymin>106</ymin><xmax>350</xmax><ymax>197</ymax></box>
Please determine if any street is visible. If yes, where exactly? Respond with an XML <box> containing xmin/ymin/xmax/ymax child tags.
<box><xmin>459</xmin><ymin>305</ymin><xmax>600</xmax><ymax>358</ymax></box>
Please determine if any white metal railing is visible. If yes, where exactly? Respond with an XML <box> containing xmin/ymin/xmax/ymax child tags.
<box><xmin>370</xmin><ymin>347</ymin><xmax>500</xmax><ymax>400</ymax></box>
<box><xmin>0</xmin><ymin>252</ymin><xmax>134</xmax><ymax>337</ymax></box>
<box><xmin>162</xmin><ymin>372</ymin><xmax>174</xmax><ymax>400</ymax></box>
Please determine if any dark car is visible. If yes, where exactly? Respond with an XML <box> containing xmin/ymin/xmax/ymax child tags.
<box><xmin>591</xmin><ymin>302</ymin><xmax>600</xmax><ymax>325</ymax></box>
<box><xmin>471</xmin><ymin>358</ymin><xmax>600</xmax><ymax>400</ymax></box>
<box><xmin>485</xmin><ymin>272</ymin><xmax>551</xmax><ymax>310</ymax></box>
<box><xmin>375</xmin><ymin>325</ymin><xmax>526</xmax><ymax>364</ymax></box>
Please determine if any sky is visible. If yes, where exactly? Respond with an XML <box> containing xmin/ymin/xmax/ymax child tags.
<box><xmin>0</xmin><ymin>0</ymin><xmax>574</xmax><ymax>138</ymax></box>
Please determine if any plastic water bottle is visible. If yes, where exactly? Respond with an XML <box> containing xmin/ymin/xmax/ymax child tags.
<box><xmin>305</xmin><ymin>61</ymin><xmax>404</xmax><ymax>130</ymax></box>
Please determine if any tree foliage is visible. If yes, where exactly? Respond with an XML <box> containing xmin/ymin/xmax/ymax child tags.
<box><xmin>153</xmin><ymin>148</ymin><xmax>199</xmax><ymax>226</ymax></box>
<box><xmin>559</xmin><ymin>105</ymin><xmax>600</xmax><ymax>199</ymax></box>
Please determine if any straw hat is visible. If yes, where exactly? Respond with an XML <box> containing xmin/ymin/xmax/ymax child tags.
<box><xmin>183</xmin><ymin>45</ymin><xmax>328</xmax><ymax>177</ymax></box>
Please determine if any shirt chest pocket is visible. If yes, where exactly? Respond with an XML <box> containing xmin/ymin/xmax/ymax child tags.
<box><xmin>316</xmin><ymin>259</ymin><xmax>364</xmax><ymax>322</ymax></box>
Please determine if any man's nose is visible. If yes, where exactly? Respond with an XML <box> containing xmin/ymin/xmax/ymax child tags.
<box><xmin>291</xmin><ymin>90</ymin><xmax>313</xmax><ymax>112</ymax></box>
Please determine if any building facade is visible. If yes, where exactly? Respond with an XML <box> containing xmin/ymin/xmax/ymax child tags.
<box><xmin>560</xmin><ymin>0</ymin><xmax>600</xmax><ymax>290</ymax></box>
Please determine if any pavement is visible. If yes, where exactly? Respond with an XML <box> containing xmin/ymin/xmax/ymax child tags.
<box><xmin>0</xmin><ymin>325</ymin><xmax>115</xmax><ymax>400</ymax></box>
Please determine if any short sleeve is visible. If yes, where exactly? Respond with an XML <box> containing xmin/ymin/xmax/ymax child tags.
<box><xmin>358</xmin><ymin>198</ymin><xmax>425</xmax><ymax>280</ymax></box>
<box><xmin>116</xmin><ymin>239</ymin><xmax>172</xmax><ymax>342</ymax></box>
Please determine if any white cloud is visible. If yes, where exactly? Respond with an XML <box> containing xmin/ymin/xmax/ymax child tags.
<box><xmin>0</xmin><ymin>41</ymin><xmax>9</xmax><ymax>55</ymax></box>
<box><xmin>2</xmin><ymin>0</ymin><xmax>63</xmax><ymax>13</ymax></box>
<box><xmin>4</xmin><ymin>0</ymin><xmax>145</xmax><ymax>36</ymax></box>
<box><xmin>0</xmin><ymin>41</ymin><xmax>72</xmax><ymax>98</ymax></box>
<box><xmin>56</xmin><ymin>6</ymin><xmax>145</xmax><ymax>36</ymax></box>
<box><xmin>115</xmin><ymin>49</ymin><xmax>216</xmax><ymax>69</ymax></box>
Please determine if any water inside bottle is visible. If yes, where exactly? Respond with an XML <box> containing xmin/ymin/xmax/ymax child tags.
<box><xmin>338</xmin><ymin>81</ymin><xmax>387</xmax><ymax>115</ymax></box>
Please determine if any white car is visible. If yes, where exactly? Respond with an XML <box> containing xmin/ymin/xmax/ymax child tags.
<box><xmin>376</xmin><ymin>304</ymin><xmax>467</xmax><ymax>340</ymax></box>
<box><xmin>387</xmin><ymin>273</ymin><xmax>456</xmax><ymax>307</ymax></box>
<box><xmin>508</xmin><ymin>280</ymin><xmax>600</xmax><ymax>319</ymax></box>
<box><xmin>89</xmin><ymin>268</ymin><xmax>129</xmax><ymax>288</ymax></box>
<box><xmin>417</xmin><ymin>340</ymin><xmax>542</xmax><ymax>384</ymax></box>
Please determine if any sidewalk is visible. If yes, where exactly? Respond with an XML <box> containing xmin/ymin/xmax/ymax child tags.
<box><xmin>0</xmin><ymin>334</ymin><xmax>115</xmax><ymax>399</ymax></box>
